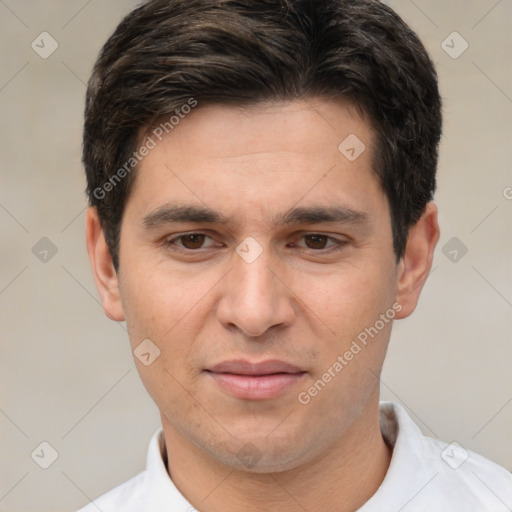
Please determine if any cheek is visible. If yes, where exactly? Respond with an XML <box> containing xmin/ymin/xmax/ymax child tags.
<box><xmin>121</xmin><ymin>258</ymin><xmax>207</xmax><ymax>337</ymax></box>
<box><xmin>119</xmin><ymin>265</ymin><xmax>208</xmax><ymax>412</ymax></box>
<box><xmin>119</xmin><ymin>259</ymin><xmax>221</xmax><ymax>390</ymax></box>
<box><xmin>290</xmin><ymin>260</ymin><xmax>397</xmax><ymax>337</ymax></box>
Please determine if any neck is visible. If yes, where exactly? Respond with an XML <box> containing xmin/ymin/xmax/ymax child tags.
<box><xmin>161</xmin><ymin>400</ymin><xmax>391</xmax><ymax>512</ymax></box>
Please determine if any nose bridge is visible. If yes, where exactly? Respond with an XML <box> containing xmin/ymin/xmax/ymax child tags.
<box><xmin>231</xmin><ymin>244</ymin><xmax>278</xmax><ymax>311</ymax></box>
<box><xmin>234</xmin><ymin>251</ymin><xmax>274</xmax><ymax>300</ymax></box>
<box><xmin>216</xmin><ymin>243</ymin><xmax>294</xmax><ymax>336</ymax></box>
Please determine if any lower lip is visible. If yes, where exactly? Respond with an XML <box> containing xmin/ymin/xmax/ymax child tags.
<box><xmin>206</xmin><ymin>371</ymin><xmax>306</xmax><ymax>400</ymax></box>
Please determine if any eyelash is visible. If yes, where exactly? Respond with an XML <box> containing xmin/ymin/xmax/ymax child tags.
<box><xmin>165</xmin><ymin>233</ymin><xmax>219</xmax><ymax>250</ymax></box>
<box><xmin>164</xmin><ymin>232</ymin><xmax>347</xmax><ymax>252</ymax></box>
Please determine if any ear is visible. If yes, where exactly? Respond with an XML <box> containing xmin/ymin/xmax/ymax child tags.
<box><xmin>85</xmin><ymin>207</ymin><xmax>125</xmax><ymax>321</ymax></box>
<box><xmin>395</xmin><ymin>202</ymin><xmax>440</xmax><ymax>319</ymax></box>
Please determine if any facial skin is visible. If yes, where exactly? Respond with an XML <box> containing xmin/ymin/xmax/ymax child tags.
<box><xmin>87</xmin><ymin>99</ymin><xmax>439</xmax><ymax>512</ymax></box>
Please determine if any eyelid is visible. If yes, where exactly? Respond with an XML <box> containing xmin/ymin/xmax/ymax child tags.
<box><xmin>165</xmin><ymin>231</ymin><xmax>219</xmax><ymax>249</ymax></box>
<box><xmin>292</xmin><ymin>232</ymin><xmax>349</xmax><ymax>250</ymax></box>
<box><xmin>163</xmin><ymin>231</ymin><xmax>348</xmax><ymax>253</ymax></box>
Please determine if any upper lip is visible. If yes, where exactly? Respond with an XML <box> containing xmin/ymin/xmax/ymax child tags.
<box><xmin>207</xmin><ymin>359</ymin><xmax>304</xmax><ymax>376</ymax></box>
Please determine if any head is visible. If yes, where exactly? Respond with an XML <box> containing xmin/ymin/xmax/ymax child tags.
<box><xmin>85</xmin><ymin>0</ymin><xmax>441</xmax><ymax>472</ymax></box>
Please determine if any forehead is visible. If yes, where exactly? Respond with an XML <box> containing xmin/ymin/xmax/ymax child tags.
<box><xmin>146</xmin><ymin>99</ymin><xmax>372</xmax><ymax>159</ymax></box>
<box><xmin>127</xmin><ymin>98</ymin><xmax>385</xmax><ymax>225</ymax></box>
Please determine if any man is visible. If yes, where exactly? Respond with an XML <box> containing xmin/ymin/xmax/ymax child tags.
<box><xmin>80</xmin><ymin>0</ymin><xmax>512</xmax><ymax>510</ymax></box>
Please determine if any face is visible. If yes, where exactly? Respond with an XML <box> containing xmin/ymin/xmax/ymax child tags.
<box><xmin>88</xmin><ymin>99</ymin><xmax>438</xmax><ymax>472</ymax></box>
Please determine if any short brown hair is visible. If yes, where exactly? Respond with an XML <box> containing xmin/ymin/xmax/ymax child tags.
<box><xmin>83</xmin><ymin>0</ymin><xmax>442</xmax><ymax>269</ymax></box>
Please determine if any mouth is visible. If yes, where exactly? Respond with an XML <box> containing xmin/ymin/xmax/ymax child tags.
<box><xmin>204</xmin><ymin>359</ymin><xmax>307</xmax><ymax>400</ymax></box>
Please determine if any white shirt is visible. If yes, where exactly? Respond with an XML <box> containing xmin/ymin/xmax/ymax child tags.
<box><xmin>77</xmin><ymin>402</ymin><xmax>512</xmax><ymax>511</ymax></box>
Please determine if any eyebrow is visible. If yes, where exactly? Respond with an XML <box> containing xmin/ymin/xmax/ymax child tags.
<box><xmin>276</xmin><ymin>206</ymin><xmax>370</xmax><ymax>226</ymax></box>
<box><xmin>142</xmin><ymin>204</ymin><xmax>226</xmax><ymax>228</ymax></box>
<box><xmin>142</xmin><ymin>203</ymin><xmax>370</xmax><ymax>229</ymax></box>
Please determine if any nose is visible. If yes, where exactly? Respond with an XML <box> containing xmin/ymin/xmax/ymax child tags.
<box><xmin>216</xmin><ymin>247</ymin><xmax>295</xmax><ymax>337</ymax></box>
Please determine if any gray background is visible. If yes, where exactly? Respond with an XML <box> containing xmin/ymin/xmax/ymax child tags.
<box><xmin>0</xmin><ymin>1</ymin><xmax>511</xmax><ymax>511</ymax></box>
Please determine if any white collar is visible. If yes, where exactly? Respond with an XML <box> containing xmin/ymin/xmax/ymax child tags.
<box><xmin>96</xmin><ymin>401</ymin><xmax>511</xmax><ymax>511</ymax></box>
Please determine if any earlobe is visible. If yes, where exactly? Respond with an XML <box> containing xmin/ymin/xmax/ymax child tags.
<box><xmin>395</xmin><ymin>202</ymin><xmax>440</xmax><ymax>319</ymax></box>
<box><xmin>85</xmin><ymin>207</ymin><xmax>125</xmax><ymax>321</ymax></box>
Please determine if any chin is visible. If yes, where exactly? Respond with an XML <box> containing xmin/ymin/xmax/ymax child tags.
<box><xmin>204</xmin><ymin>429</ymin><xmax>315</xmax><ymax>474</ymax></box>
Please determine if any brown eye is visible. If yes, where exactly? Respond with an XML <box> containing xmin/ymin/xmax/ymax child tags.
<box><xmin>180</xmin><ymin>234</ymin><xmax>206</xmax><ymax>249</ymax></box>
<box><xmin>304</xmin><ymin>234</ymin><xmax>329</xmax><ymax>249</ymax></box>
